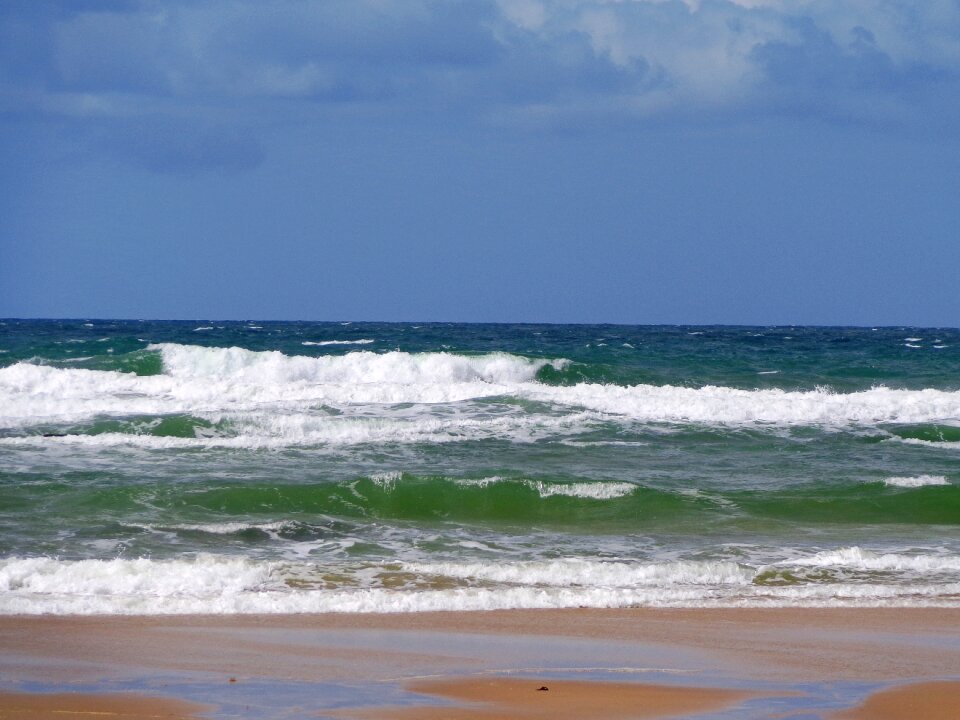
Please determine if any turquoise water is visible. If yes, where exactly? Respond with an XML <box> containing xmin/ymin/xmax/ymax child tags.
<box><xmin>1</xmin><ymin>320</ymin><xmax>959</xmax><ymax>613</ymax></box>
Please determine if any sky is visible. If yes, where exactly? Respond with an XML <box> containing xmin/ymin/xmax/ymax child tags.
<box><xmin>1</xmin><ymin>0</ymin><xmax>959</xmax><ymax>325</ymax></box>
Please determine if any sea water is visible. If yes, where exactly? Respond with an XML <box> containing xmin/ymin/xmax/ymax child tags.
<box><xmin>1</xmin><ymin>320</ymin><xmax>958</xmax><ymax>614</ymax></box>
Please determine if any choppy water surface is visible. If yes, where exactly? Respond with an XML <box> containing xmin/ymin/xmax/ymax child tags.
<box><xmin>1</xmin><ymin>320</ymin><xmax>959</xmax><ymax>613</ymax></box>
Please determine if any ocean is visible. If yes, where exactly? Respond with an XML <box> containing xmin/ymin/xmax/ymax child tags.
<box><xmin>1</xmin><ymin>320</ymin><xmax>958</xmax><ymax>614</ymax></box>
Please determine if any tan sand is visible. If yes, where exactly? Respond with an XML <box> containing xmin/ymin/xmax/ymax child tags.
<box><xmin>0</xmin><ymin>690</ymin><xmax>206</xmax><ymax>720</ymax></box>
<box><xmin>832</xmin><ymin>681</ymin><xmax>960</xmax><ymax>720</ymax></box>
<box><xmin>5</xmin><ymin>608</ymin><xmax>958</xmax><ymax>683</ymax></box>
<box><xmin>345</xmin><ymin>677</ymin><xmax>760</xmax><ymax>720</ymax></box>
<box><xmin>2</xmin><ymin>609</ymin><xmax>959</xmax><ymax>718</ymax></box>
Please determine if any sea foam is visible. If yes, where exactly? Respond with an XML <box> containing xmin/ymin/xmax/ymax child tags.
<box><xmin>302</xmin><ymin>339</ymin><xmax>375</xmax><ymax>346</ymax></box>
<box><xmin>787</xmin><ymin>546</ymin><xmax>960</xmax><ymax>572</ymax></box>
<box><xmin>3</xmin><ymin>344</ymin><xmax>960</xmax><ymax>436</ymax></box>
<box><xmin>3</xmin><ymin>552</ymin><xmax>959</xmax><ymax>614</ymax></box>
<box><xmin>884</xmin><ymin>475</ymin><xmax>950</xmax><ymax>488</ymax></box>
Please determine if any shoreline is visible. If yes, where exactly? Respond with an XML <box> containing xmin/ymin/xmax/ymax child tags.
<box><xmin>2</xmin><ymin>608</ymin><xmax>959</xmax><ymax>718</ymax></box>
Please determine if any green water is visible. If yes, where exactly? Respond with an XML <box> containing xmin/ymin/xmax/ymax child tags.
<box><xmin>1</xmin><ymin>321</ymin><xmax>958</xmax><ymax>613</ymax></box>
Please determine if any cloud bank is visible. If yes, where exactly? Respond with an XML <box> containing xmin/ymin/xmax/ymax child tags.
<box><xmin>2</xmin><ymin>0</ymin><xmax>958</xmax><ymax>171</ymax></box>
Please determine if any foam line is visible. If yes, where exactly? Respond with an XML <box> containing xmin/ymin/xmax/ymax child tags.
<box><xmin>2</xmin><ymin>344</ymin><xmax>960</xmax><ymax>431</ymax></box>
<box><xmin>3</xmin><ymin>553</ymin><xmax>959</xmax><ymax>614</ymax></box>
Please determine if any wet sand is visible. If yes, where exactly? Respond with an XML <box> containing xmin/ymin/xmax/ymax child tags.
<box><xmin>0</xmin><ymin>690</ymin><xmax>207</xmax><ymax>719</ymax></box>
<box><xmin>831</xmin><ymin>680</ymin><xmax>960</xmax><ymax>720</ymax></box>
<box><xmin>342</xmin><ymin>677</ymin><xmax>761</xmax><ymax>719</ymax></box>
<box><xmin>1</xmin><ymin>609</ymin><xmax>959</xmax><ymax>718</ymax></box>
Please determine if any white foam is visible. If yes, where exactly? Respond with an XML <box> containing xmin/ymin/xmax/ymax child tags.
<box><xmin>3</xmin><ymin>554</ymin><xmax>959</xmax><ymax>614</ymax></box>
<box><xmin>369</xmin><ymin>471</ymin><xmax>403</xmax><ymax>487</ymax></box>
<box><xmin>457</xmin><ymin>540</ymin><xmax>497</xmax><ymax>551</ymax></box>
<box><xmin>453</xmin><ymin>477</ymin><xmax>635</xmax><ymax>499</ymax></box>
<box><xmin>153</xmin><ymin>344</ymin><xmax>554</xmax><ymax>387</ymax></box>
<box><xmin>531</xmin><ymin>481</ymin><xmax>636</xmax><ymax>500</ymax></box>
<box><xmin>904</xmin><ymin>337</ymin><xmax>923</xmax><ymax>342</ymax></box>
<box><xmin>559</xmin><ymin>440</ymin><xmax>647</xmax><ymax>447</ymax></box>
<box><xmin>787</xmin><ymin>547</ymin><xmax>960</xmax><ymax>572</ymax></box>
<box><xmin>0</xmin><ymin>346</ymin><xmax>563</xmax><ymax>429</ymax></box>
<box><xmin>2</xmin><ymin>344</ymin><xmax>960</xmax><ymax>437</ymax></box>
<box><xmin>402</xmin><ymin>558</ymin><xmax>754</xmax><ymax>587</ymax></box>
<box><xmin>524</xmin><ymin>383</ymin><xmax>960</xmax><ymax>426</ymax></box>
<box><xmin>0</xmin><ymin>555</ymin><xmax>276</xmax><ymax>612</ymax></box>
<box><xmin>302</xmin><ymin>339</ymin><xmax>375</xmax><ymax>346</ymax></box>
<box><xmin>0</xmin><ymin>411</ymin><xmax>599</xmax><ymax>449</ymax></box>
<box><xmin>884</xmin><ymin>475</ymin><xmax>950</xmax><ymax>488</ymax></box>
<box><xmin>892</xmin><ymin>438</ymin><xmax>960</xmax><ymax>450</ymax></box>
<box><xmin>454</xmin><ymin>476</ymin><xmax>507</xmax><ymax>488</ymax></box>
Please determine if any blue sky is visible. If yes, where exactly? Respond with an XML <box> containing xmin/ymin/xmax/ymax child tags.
<box><xmin>2</xmin><ymin>0</ymin><xmax>959</xmax><ymax>324</ymax></box>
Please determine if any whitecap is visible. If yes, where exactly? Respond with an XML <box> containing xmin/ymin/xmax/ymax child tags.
<box><xmin>893</xmin><ymin>438</ymin><xmax>960</xmax><ymax>449</ymax></box>
<box><xmin>884</xmin><ymin>475</ymin><xmax>950</xmax><ymax>488</ymax></box>
<box><xmin>529</xmin><ymin>481</ymin><xmax>636</xmax><ymax>500</ymax></box>
<box><xmin>454</xmin><ymin>476</ymin><xmax>507</xmax><ymax>488</ymax></box>
<box><xmin>788</xmin><ymin>546</ymin><xmax>960</xmax><ymax>572</ymax></box>
<box><xmin>369</xmin><ymin>471</ymin><xmax>403</xmax><ymax>487</ymax></box>
<box><xmin>523</xmin><ymin>383</ymin><xmax>960</xmax><ymax>427</ymax></box>
<box><xmin>3</xmin><ymin>344</ymin><xmax>960</xmax><ymax>435</ymax></box>
<box><xmin>302</xmin><ymin>339</ymin><xmax>375</xmax><ymax>346</ymax></box>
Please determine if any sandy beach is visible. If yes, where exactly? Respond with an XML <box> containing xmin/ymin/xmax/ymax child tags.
<box><xmin>2</xmin><ymin>608</ymin><xmax>959</xmax><ymax>719</ymax></box>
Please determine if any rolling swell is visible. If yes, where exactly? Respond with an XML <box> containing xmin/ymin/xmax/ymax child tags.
<box><xmin>889</xmin><ymin>424</ymin><xmax>960</xmax><ymax>444</ymax></box>
<box><xmin>37</xmin><ymin>474</ymin><xmax>960</xmax><ymax>529</ymax></box>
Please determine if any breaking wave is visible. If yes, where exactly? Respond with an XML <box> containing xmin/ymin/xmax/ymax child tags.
<box><xmin>2</xmin><ymin>344</ymin><xmax>960</xmax><ymax>435</ymax></box>
<box><xmin>3</xmin><ymin>547</ymin><xmax>959</xmax><ymax>615</ymax></box>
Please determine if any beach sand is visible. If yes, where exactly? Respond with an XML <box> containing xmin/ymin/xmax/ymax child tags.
<box><xmin>831</xmin><ymin>681</ymin><xmax>960</xmax><ymax>720</ymax></box>
<box><xmin>0</xmin><ymin>690</ymin><xmax>207</xmax><ymax>719</ymax></box>
<box><xmin>1</xmin><ymin>609</ymin><xmax>959</xmax><ymax>719</ymax></box>
<box><xmin>339</xmin><ymin>677</ymin><xmax>762</xmax><ymax>719</ymax></box>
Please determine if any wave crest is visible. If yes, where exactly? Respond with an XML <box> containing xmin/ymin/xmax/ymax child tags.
<box><xmin>2</xmin><ymin>344</ymin><xmax>960</xmax><ymax>431</ymax></box>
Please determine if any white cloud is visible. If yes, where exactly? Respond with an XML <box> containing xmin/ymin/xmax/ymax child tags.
<box><xmin>493</xmin><ymin>0</ymin><xmax>960</xmax><ymax>117</ymax></box>
<box><xmin>2</xmin><ymin>0</ymin><xmax>958</xmax><ymax>134</ymax></box>
<box><xmin>497</xmin><ymin>0</ymin><xmax>548</xmax><ymax>30</ymax></box>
